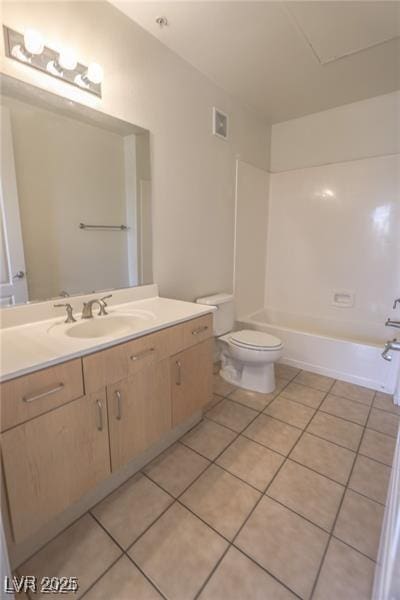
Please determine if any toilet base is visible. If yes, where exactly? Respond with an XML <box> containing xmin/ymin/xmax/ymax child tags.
<box><xmin>220</xmin><ymin>357</ymin><xmax>276</xmax><ymax>394</ymax></box>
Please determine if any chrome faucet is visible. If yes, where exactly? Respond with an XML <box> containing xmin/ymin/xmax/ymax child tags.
<box><xmin>54</xmin><ymin>303</ymin><xmax>76</xmax><ymax>323</ymax></box>
<box><xmin>382</xmin><ymin>339</ymin><xmax>400</xmax><ymax>361</ymax></box>
<box><xmin>393</xmin><ymin>298</ymin><xmax>400</xmax><ymax>310</ymax></box>
<box><xmin>81</xmin><ymin>294</ymin><xmax>112</xmax><ymax>319</ymax></box>
<box><xmin>385</xmin><ymin>318</ymin><xmax>400</xmax><ymax>329</ymax></box>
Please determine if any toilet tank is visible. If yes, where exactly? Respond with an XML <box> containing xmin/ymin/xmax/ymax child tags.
<box><xmin>196</xmin><ymin>293</ymin><xmax>234</xmax><ymax>336</ymax></box>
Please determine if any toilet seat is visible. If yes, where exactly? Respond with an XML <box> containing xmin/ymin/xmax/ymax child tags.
<box><xmin>230</xmin><ymin>329</ymin><xmax>283</xmax><ymax>351</ymax></box>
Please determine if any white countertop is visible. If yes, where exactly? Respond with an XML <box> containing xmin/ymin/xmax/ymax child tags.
<box><xmin>0</xmin><ymin>295</ymin><xmax>215</xmax><ymax>382</ymax></box>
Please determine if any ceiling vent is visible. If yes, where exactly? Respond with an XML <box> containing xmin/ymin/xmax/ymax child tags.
<box><xmin>212</xmin><ymin>107</ymin><xmax>228</xmax><ymax>140</ymax></box>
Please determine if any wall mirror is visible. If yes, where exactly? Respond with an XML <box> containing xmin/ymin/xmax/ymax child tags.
<box><xmin>0</xmin><ymin>74</ymin><xmax>152</xmax><ymax>306</ymax></box>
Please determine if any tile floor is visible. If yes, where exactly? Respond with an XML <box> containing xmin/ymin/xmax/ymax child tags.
<box><xmin>19</xmin><ymin>365</ymin><xmax>399</xmax><ymax>599</ymax></box>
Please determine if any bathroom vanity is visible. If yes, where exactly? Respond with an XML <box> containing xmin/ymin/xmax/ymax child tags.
<box><xmin>0</xmin><ymin>288</ymin><xmax>214</xmax><ymax>558</ymax></box>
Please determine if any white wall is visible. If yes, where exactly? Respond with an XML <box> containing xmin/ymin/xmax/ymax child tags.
<box><xmin>265</xmin><ymin>93</ymin><xmax>400</xmax><ymax>337</ymax></box>
<box><xmin>3</xmin><ymin>96</ymin><xmax>130</xmax><ymax>300</ymax></box>
<box><xmin>271</xmin><ymin>91</ymin><xmax>400</xmax><ymax>172</ymax></box>
<box><xmin>234</xmin><ymin>160</ymin><xmax>269</xmax><ymax>319</ymax></box>
<box><xmin>0</xmin><ymin>1</ymin><xmax>270</xmax><ymax>302</ymax></box>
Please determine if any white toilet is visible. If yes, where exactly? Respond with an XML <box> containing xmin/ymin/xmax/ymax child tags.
<box><xmin>196</xmin><ymin>293</ymin><xmax>284</xmax><ymax>394</ymax></box>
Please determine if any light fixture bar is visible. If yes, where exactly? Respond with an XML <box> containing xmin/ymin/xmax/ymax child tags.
<box><xmin>3</xmin><ymin>25</ymin><xmax>102</xmax><ymax>98</ymax></box>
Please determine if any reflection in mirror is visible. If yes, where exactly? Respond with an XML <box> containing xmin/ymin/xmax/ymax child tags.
<box><xmin>0</xmin><ymin>75</ymin><xmax>152</xmax><ymax>306</ymax></box>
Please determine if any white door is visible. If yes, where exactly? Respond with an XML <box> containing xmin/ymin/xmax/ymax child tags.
<box><xmin>0</xmin><ymin>106</ymin><xmax>28</xmax><ymax>305</ymax></box>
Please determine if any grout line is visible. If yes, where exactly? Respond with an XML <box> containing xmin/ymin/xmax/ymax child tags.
<box><xmin>87</xmin><ymin>512</ymin><xmax>169</xmax><ymax>600</ymax></box>
<box><xmin>194</xmin><ymin>382</ymin><xmax>325</xmax><ymax>599</ymax></box>
<box><xmin>309</xmin><ymin>390</ymin><xmax>378</xmax><ymax>599</ymax></box>
<box><xmin>78</xmin><ymin>555</ymin><xmax>123</xmax><ymax>599</ymax></box>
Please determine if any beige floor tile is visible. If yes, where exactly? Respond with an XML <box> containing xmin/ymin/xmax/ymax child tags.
<box><xmin>313</xmin><ymin>538</ymin><xmax>375</xmax><ymax>600</ymax></box>
<box><xmin>20</xmin><ymin>514</ymin><xmax>121</xmax><ymax>599</ymax></box>
<box><xmin>236</xmin><ymin>496</ymin><xmax>328</xmax><ymax>599</ymax></box>
<box><xmin>216</xmin><ymin>436</ymin><xmax>284</xmax><ymax>491</ymax></box>
<box><xmin>367</xmin><ymin>408</ymin><xmax>400</xmax><ymax>437</ymax></box>
<box><xmin>91</xmin><ymin>473</ymin><xmax>173</xmax><ymax>549</ymax></box>
<box><xmin>244</xmin><ymin>414</ymin><xmax>302</xmax><ymax>455</ymax></box>
<box><xmin>180</xmin><ymin>464</ymin><xmax>260</xmax><ymax>540</ymax></box>
<box><xmin>280</xmin><ymin>382</ymin><xmax>326</xmax><ymax>408</ymax></box>
<box><xmin>265</xmin><ymin>396</ymin><xmax>315</xmax><ymax>429</ymax></box>
<box><xmin>181</xmin><ymin>419</ymin><xmax>236</xmax><ymax>460</ymax></box>
<box><xmin>290</xmin><ymin>432</ymin><xmax>355</xmax><ymax>484</ymax></box>
<box><xmin>330</xmin><ymin>380</ymin><xmax>374</xmax><ymax>405</ymax></box>
<box><xmin>306</xmin><ymin>411</ymin><xmax>363</xmax><ymax>451</ymax></box>
<box><xmin>320</xmin><ymin>394</ymin><xmax>369</xmax><ymax>425</ymax></box>
<box><xmin>229</xmin><ymin>377</ymin><xmax>287</xmax><ymax>411</ymax></box>
<box><xmin>275</xmin><ymin>363</ymin><xmax>301</xmax><ymax>381</ymax></box>
<box><xmin>129</xmin><ymin>503</ymin><xmax>227</xmax><ymax>600</ymax></box>
<box><xmin>203</xmin><ymin>394</ymin><xmax>224</xmax><ymax>412</ymax></box>
<box><xmin>213</xmin><ymin>373</ymin><xmax>236</xmax><ymax>397</ymax></box>
<box><xmin>143</xmin><ymin>443</ymin><xmax>209</xmax><ymax>497</ymax></box>
<box><xmin>334</xmin><ymin>490</ymin><xmax>384</xmax><ymax>560</ymax></box>
<box><xmin>359</xmin><ymin>428</ymin><xmax>396</xmax><ymax>466</ymax></box>
<box><xmin>293</xmin><ymin>371</ymin><xmax>334</xmax><ymax>392</ymax></box>
<box><xmin>349</xmin><ymin>455</ymin><xmax>391</xmax><ymax>504</ymax></box>
<box><xmin>199</xmin><ymin>546</ymin><xmax>296</xmax><ymax>600</ymax></box>
<box><xmin>206</xmin><ymin>398</ymin><xmax>257</xmax><ymax>432</ymax></box>
<box><xmin>268</xmin><ymin>460</ymin><xmax>344</xmax><ymax>531</ymax></box>
<box><xmin>373</xmin><ymin>392</ymin><xmax>400</xmax><ymax>415</ymax></box>
<box><xmin>84</xmin><ymin>556</ymin><xmax>162</xmax><ymax>600</ymax></box>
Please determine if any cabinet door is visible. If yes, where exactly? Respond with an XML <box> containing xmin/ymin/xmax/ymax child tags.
<box><xmin>107</xmin><ymin>359</ymin><xmax>171</xmax><ymax>471</ymax></box>
<box><xmin>1</xmin><ymin>390</ymin><xmax>110</xmax><ymax>542</ymax></box>
<box><xmin>171</xmin><ymin>338</ymin><xmax>213</xmax><ymax>427</ymax></box>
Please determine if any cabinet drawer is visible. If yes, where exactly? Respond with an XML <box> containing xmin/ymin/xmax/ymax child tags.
<box><xmin>83</xmin><ymin>327</ymin><xmax>174</xmax><ymax>393</ymax></box>
<box><xmin>182</xmin><ymin>314</ymin><xmax>213</xmax><ymax>349</ymax></box>
<box><xmin>0</xmin><ymin>359</ymin><xmax>84</xmax><ymax>432</ymax></box>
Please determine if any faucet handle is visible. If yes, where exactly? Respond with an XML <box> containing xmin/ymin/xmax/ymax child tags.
<box><xmin>393</xmin><ymin>298</ymin><xmax>400</xmax><ymax>310</ymax></box>
<box><xmin>54</xmin><ymin>303</ymin><xmax>77</xmax><ymax>324</ymax></box>
<box><xmin>100</xmin><ymin>294</ymin><xmax>112</xmax><ymax>306</ymax></box>
<box><xmin>99</xmin><ymin>294</ymin><xmax>112</xmax><ymax>316</ymax></box>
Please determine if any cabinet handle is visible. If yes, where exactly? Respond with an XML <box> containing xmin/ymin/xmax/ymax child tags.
<box><xmin>176</xmin><ymin>360</ymin><xmax>182</xmax><ymax>386</ymax></box>
<box><xmin>192</xmin><ymin>325</ymin><xmax>208</xmax><ymax>336</ymax></box>
<box><xmin>22</xmin><ymin>382</ymin><xmax>64</xmax><ymax>403</ymax></box>
<box><xmin>115</xmin><ymin>390</ymin><xmax>122</xmax><ymax>420</ymax></box>
<box><xmin>130</xmin><ymin>347</ymin><xmax>155</xmax><ymax>361</ymax></box>
<box><xmin>96</xmin><ymin>399</ymin><xmax>103</xmax><ymax>431</ymax></box>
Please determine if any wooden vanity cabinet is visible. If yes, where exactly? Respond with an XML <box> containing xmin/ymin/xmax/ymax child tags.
<box><xmin>1</xmin><ymin>389</ymin><xmax>110</xmax><ymax>542</ymax></box>
<box><xmin>171</xmin><ymin>338</ymin><xmax>213</xmax><ymax>426</ymax></box>
<box><xmin>1</xmin><ymin>312</ymin><xmax>213</xmax><ymax>543</ymax></box>
<box><xmin>107</xmin><ymin>359</ymin><xmax>171</xmax><ymax>471</ymax></box>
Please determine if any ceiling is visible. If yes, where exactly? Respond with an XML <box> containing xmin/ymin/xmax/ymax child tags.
<box><xmin>110</xmin><ymin>1</ymin><xmax>400</xmax><ymax>123</ymax></box>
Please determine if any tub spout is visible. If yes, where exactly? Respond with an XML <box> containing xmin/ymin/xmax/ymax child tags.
<box><xmin>382</xmin><ymin>339</ymin><xmax>400</xmax><ymax>361</ymax></box>
<box><xmin>385</xmin><ymin>319</ymin><xmax>400</xmax><ymax>329</ymax></box>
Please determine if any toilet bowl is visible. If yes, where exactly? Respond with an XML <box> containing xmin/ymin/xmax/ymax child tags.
<box><xmin>196</xmin><ymin>293</ymin><xmax>284</xmax><ymax>394</ymax></box>
<box><xmin>218</xmin><ymin>329</ymin><xmax>284</xmax><ymax>393</ymax></box>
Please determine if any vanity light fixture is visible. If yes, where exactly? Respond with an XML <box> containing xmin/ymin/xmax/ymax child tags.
<box><xmin>3</xmin><ymin>25</ymin><xmax>102</xmax><ymax>97</ymax></box>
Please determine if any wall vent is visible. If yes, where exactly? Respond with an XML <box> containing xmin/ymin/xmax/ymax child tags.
<box><xmin>212</xmin><ymin>107</ymin><xmax>228</xmax><ymax>140</ymax></box>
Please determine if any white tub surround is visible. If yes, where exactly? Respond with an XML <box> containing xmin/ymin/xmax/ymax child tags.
<box><xmin>239</xmin><ymin>309</ymin><xmax>399</xmax><ymax>394</ymax></box>
<box><xmin>0</xmin><ymin>285</ymin><xmax>216</xmax><ymax>382</ymax></box>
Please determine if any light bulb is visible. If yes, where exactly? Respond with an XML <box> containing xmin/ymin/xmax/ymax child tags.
<box><xmin>87</xmin><ymin>63</ymin><xmax>103</xmax><ymax>84</ymax></box>
<box><xmin>59</xmin><ymin>48</ymin><xmax>77</xmax><ymax>71</ymax></box>
<box><xmin>24</xmin><ymin>29</ymin><xmax>44</xmax><ymax>55</ymax></box>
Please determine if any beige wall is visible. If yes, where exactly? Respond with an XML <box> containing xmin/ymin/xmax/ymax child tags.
<box><xmin>0</xmin><ymin>1</ymin><xmax>270</xmax><ymax>302</ymax></box>
<box><xmin>3</xmin><ymin>96</ymin><xmax>130</xmax><ymax>300</ymax></box>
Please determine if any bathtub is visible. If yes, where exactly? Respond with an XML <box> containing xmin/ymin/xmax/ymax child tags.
<box><xmin>237</xmin><ymin>308</ymin><xmax>400</xmax><ymax>396</ymax></box>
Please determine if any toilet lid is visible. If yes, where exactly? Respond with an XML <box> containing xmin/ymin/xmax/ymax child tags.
<box><xmin>230</xmin><ymin>329</ymin><xmax>282</xmax><ymax>349</ymax></box>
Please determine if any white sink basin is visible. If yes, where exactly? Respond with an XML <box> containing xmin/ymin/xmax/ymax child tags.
<box><xmin>48</xmin><ymin>310</ymin><xmax>156</xmax><ymax>340</ymax></box>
